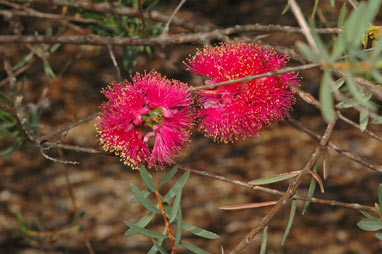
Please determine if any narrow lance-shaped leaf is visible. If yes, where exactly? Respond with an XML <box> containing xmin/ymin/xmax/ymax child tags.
<box><xmin>359</xmin><ymin>109</ymin><xmax>369</xmax><ymax>131</ymax></box>
<box><xmin>130</xmin><ymin>184</ymin><xmax>160</xmax><ymax>213</ymax></box>
<box><xmin>151</xmin><ymin>239</ymin><xmax>168</xmax><ymax>254</ymax></box>
<box><xmin>130</xmin><ymin>189</ymin><xmax>150</xmax><ymax>204</ymax></box>
<box><xmin>124</xmin><ymin>220</ymin><xmax>167</xmax><ymax>239</ymax></box>
<box><xmin>180</xmin><ymin>241</ymin><xmax>209</xmax><ymax>254</ymax></box>
<box><xmin>378</xmin><ymin>184</ymin><xmax>382</xmax><ymax>206</ymax></box>
<box><xmin>148</xmin><ymin>228</ymin><xmax>167</xmax><ymax>254</ymax></box>
<box><xmin>163</xmin><ymin>171</ymin><xmax>190</xmax><ymax>202</ymax></box>
<box><xmin>303</xmin><ymin>164</ymin><xmax>318</xmax><ymax>214</ymax></box>
<box><xmin>182</xmin><ymin>222</ymin><xmax>220</xmax><ymax>239</ymax></box>
<box><xmin>360</xmin><ymin>210</ymin><xmax>377</xmax><ymax>219</ymax></box>
<box><xmin>281</xmin><ymin>199</ymin><xmax>297</xmax><ymax>245</ymax></box>
<box><xmin>158</xmin><ymin>165</ymin><xmax>178</xmax><ymax>186</ymax></box>
<box><xmin>169</xmin><ymin>188</ymin><xmax>182</xmax><ymax>223</ymax></box>
<box><xmin>249</xmin><ymin>171</ymin><xmax>300</xmax><ymax>185</ymax></box>
<box><xmin>125</xmin><ymin>212</ymin><xmax>156</xmax><ymax>236</ymax></box>
<box><xmin>322</xmin><ymin>149</ymin><xmax>330</xmax><ymax>180</ymax></box>
<box><xmin>345</xmin><ymin>72</ymin><xmax>375</xmax><ymax>110</ymax></box>
<box><xmin>320</xmin><ymin>71</ymin><xmax>335</xmax><ymax>123</ymax></box>
<box><xmin>175</xmin><ymin>208</ymin><xmax>182</xmax><ymax>246</ymax></box>
<box><xmin>260</xmin><ymin>226</ymin><xmax>268</xmax><ymax>254</ymax></box>
<box><xmin>139</xmin><ymin>166</ymin><xmax>156</xmax><ymax>192</ymax></box>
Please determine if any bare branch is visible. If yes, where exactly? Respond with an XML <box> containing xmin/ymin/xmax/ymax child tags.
<box><xmin>162</xmin><ymin>0</ymin><xmax>187</xmax><ymax>34</ymax></box>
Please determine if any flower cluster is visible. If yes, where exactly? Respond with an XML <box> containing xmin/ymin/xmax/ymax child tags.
<box><xmin>185</xmin><ymin>42</ymin><xmax>299</xmax><ymax>142</ymax></box>
<box><xmin>97</xmin><ymin>72</ymin><xmax>194</xmax><ymax>169</ymax></box>
<box><xmin>97</xmin><ymin>43</ymin><xmax>299</xmax><ymax>169</ymax></box>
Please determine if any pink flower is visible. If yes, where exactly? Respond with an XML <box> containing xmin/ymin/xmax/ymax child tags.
<box><xmin>185</xmin><ymin>42</ymin><xmax>299</xmax><ymax>142</ymax></box>
<box><xmin>97</xmin><ymin>71</ymin><xmax>194</xmax><ymax>169</ymax></box>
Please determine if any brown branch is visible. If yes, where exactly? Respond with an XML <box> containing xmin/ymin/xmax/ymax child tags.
<box><xmin>38</xmin><ymin>112</ymin><xmax>100</xmax><ymax>143</ymax></box>
<box><xmin>162</xmin><ymin>0</ymin><xmax>187</xmax><ymax>34</ymax></box>
<box><xmin>293</xmin><ymin>86</ymin><xmax>382</xmax><ymax>143</ymax></box>
<box><xmin>191</xmin><ymin>63</ymin><xmax>320</xmax><ymax>91</ymax></box>
<box><xmin>106</xmin><ymin>44</ymin><xmax>122</xmax><ymax>83</ymax></box>
<box><xmin>0</xmin><ymin>1</ymin><xmax>107</xmax><ymax>27</ymax></box>
<box><xmin>287</xmin><ymin>117</ymin><xmax>382</xmax><ymax>173</ymax></box>
<box><xmin>179</xmin><ymin>166</ymin><xmax>375</xmax><ymax>212</ymax></box>
<box><xmin>229</xmin><ymin>117</ymin><xmax>337</xmax><ymax>253</ymax></box>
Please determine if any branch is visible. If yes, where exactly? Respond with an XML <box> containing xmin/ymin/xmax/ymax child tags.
<box><xmin>229</xmin><ymin>117</ymin><xmax>337</xmax><ymax>253</ymax></box>
<box><xmin>287</xmin><ymin>117</ymin><xmax>382</xmax><ymax>173</ymax></box>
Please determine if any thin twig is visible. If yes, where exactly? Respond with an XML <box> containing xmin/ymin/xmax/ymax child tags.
<box><xmin>106</xmin><ymin>44</ymin><xmax>122</xmax><ymax>83</ymax></box>
<box><xmin>191</xmin><ymin>63</ymin><xmax>320</xmax><ymax>91</ymax></box>
<box><xmin>179</xmin><ymin>166</ymin><xmax>374</xmax><ymax>212</ymax></box>
<box><xmin>288</xmin><ymin>0</ymin><xmax>319</xmax><ymax>54</ymax></box>
<box><xmin>229</xmin><ymin>118</ymin><xmax>337</xmax><ymax>254</ymax></box>
<box><xmin>287</xmin><ymin>117</ymin><xmax>382</xmax><ymax>173</ymax></box>
<box><xmin>292</xmin><ymin>86</ymin><xmax>382</xmax><ymax>143</ymax></box>
<box><xmin>150</xmin><ymin>171</ymin><xmax>176</xmax><ymax>254</ymax></box>
<box><xmin>38</xmin><ymin>112</ymin><xmax>100</xmax><ymax>143</ymax></box>
<box><xmin>162</xmin><ymin>0</ymin><xmax>187</xmax><ymax>34</ymax></box>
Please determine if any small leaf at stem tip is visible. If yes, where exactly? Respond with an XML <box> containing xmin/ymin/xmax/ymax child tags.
<box><xmin>260</xmin><ymin>226</ymin><xmax>268</xmax><ymax>254</ymax></box>
<box><xmin>376</xmin><ymin>233</ymin><xmax>382</xmax><ymax>240</ymax></box>
<box><xmin>378</xmin><ymin>184</ymin><xmax>382</xmax><ymax>206</ymax></box>
<box><xmin>124</xmin><ymin>221</ymin><xmax>167</xmax><ymax>239</ymax></box>
<box><xmin>249</xmin><ymin>171</ymin><xmax>301</xmax><ymax>185</ymax></box>
<box><xmin>281</xmin><ymin>199</ymin><xmax>297</xmax><ymax>246</ymax></box>
<box><xmin>308</xmin><ymin>169</ymin><xmax>324</xmax><ymax>193</ymax></box>
<box><xmin>303</xmin><ymin>164</ymin><xmax>318</xmax><ymax>215</ymax></box>
<box><xmin>359</xmin><ymin>109</ymin><xmax>369</xmax><ymax>131</ymax></box>
<box><xmin>218</xmin><ymin>201</ymin><xmax>278</xmax><ymax>210</ymax></box>
<box><xmin>320</xmin><ymin>71</ymin><xmax>335</xmax><ymax>123</ymax></box>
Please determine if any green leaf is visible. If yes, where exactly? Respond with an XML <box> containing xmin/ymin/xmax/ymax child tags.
<box><xmin>49</xmin><ymin>43</ymin><xmax>61</xmax><ymax>53</ymax></box>
<box><xmin>130</xmin><ymin>184</ymin><xmax>160</xmax><ymax>213</ymax></box>
<box><xmin>17</xmin><ymin>213</ymin><xmax>29</xmax><ymax>233</ymax></box>
<box><xmin>163</xmin><ymin>171</ymin><xmax>190</xmax><ymax>202</ymax></box>
<box><xmin>281</xmin><ymin>3</ymin><xmax>290</xmax><ymax>15</ymax></box>
<box><xmin>43</xmin><ymin>59</ymin><xmax>56</xmax><ymax>79</ymax></box>
<box><xmin>360</xmin><ymin>210</ymin><xmax>377</xmax><ymax>219</ymax></box>
<box><xmin>297</xmin><ymin>42</ymin><xmax>320</xmax><ymax>62</ymax></box>
<box><xmin>379</xmin><ymin>184</ymin><xmax>382</xmax><ymax>206</ymax></box>
<box><xmin>260</xmin><ymin>226</ymin><xmax>268</xmax><ymax>254</ymax></box>
<box><xmin>376</xmin><ymin>233</ymin><xmax>382</xmax><ymax>240</ymax></box>
<box><xmin>345</xmin><ymin>73</ymin><xmax>375</xmax><ymax>110</ymax></box>
<box><xmin>320</xmin><ymin>71</ymin><xmax>335</xmax><ymax>123</ymax></box>
<box><xmin>182</xmin><ymin>222</ymin><xmax>220</xmax><ymax>239</ymax></box>
<box><xmin>180</xmin><ymin>241</ymin><xmax>209</xmax><ymax>254</ymax></box>
<box><xmin>148</xmin><ymin>229</ymin><xmax>167</xmax><ymax>254</ymax></box>
<box><xmin>12</xmin><ymin>51</ymin><xmax>34</xmax><ymax>71</ymax></box>
<box><xmin>139</xmin><ymin>166</ymin><xmax>156</xmax><ymax>192</ymax></box>
<box><xmin>175</xmin><ymin>209</ymin><xmax>182</xmax><ymax>246</ymax></box>
<box><xmin>330</xmin><ymin>0</ymin><xmax>335</xmax><ymax>7</ymax></box>
<box><xmin>249</xmin><ymin>171</ymin><xmax>300</xmax><ymax>185</ymax></box>
<box><xmin>357</xmin><ymin>218</ymin><xmax>382</xmax><ymax>231</ymax></box>
<box><xmin>281</xmin><ymin>199</ymin><xmax>297</xmax><ymax>245</ymax></box>
<box><xmin>124</xmin><ymin>220</ymin><xmax>167</xmax><ymax>239</ymax></box>
<box><xmin>338</xmin><ymin>3</ymin><xmax>347</xmax><ymax>28</ymax></box>
<box><xmin>359</xmin><ymin>109</ymin><xmax>369</xmax><ymax>131</ymax></box>
<box><xmin>169</xmin><ymin>189</ymin><xmax>182</xmax><ymax>223</ymax></box>
<box><xmin>151</xmin><ymin>239</ymin><xmax>168</xmax><ymax>254</ymax></box>
<box><xmin>158</xmin><ymin>165</ymin><xmax>178</xmax><ymax>186</ymax></box>
<box><xmin>303</xmin><ymin>164</ymin><xmax>317</xmax><ymax>214</ymax></box>
<box><xmin>130</xmin><ymin>189</ymin><xmax>150</xmax><ymax>203</ymax></box>
<box><xmin>125</xmin><ymin>212</ymin><xmax>155</xmax><ymax>236</ymax></box>
<box><xmin>311</xmin><ymin>0</ymin><xmax>320</xmax><ymax>19</ymax></box>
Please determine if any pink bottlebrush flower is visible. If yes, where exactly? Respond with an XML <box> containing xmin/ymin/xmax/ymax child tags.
<box><xmin>185</xmin><ymin>42</ymin><xmax>299</xmax><ymax>142</ymax></box>
<box><xmin>97</xmin><ymin>71</ymin><xmax>194</xmax><ymax>169</ymax></box>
